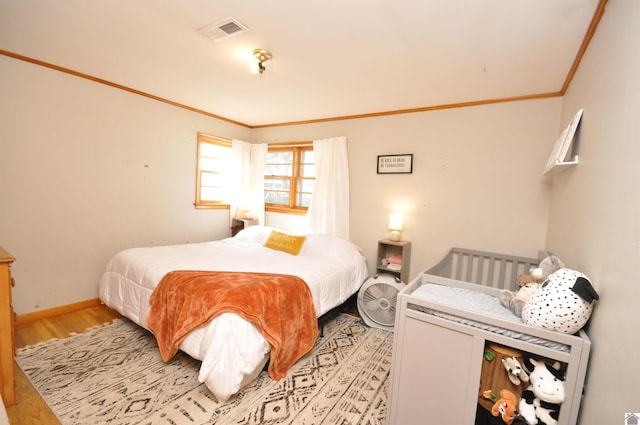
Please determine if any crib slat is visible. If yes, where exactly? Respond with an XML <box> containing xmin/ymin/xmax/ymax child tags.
<box><xmin>455</xmin><ymin>251</ymin><xmax>464</xmax><ymax>280</ymax></box>
<box><xmin>497</xmin><ymin>258</ymin><xmax>506</xmax><ymax>289</ymax></box>
<box><xmin>486</xmin><ymin>256</ymin><xmax>494</xmax><ymax>288</ymax></box>
<box><xmin>509</xmin><ymin>262</ymin><xmax>519</xmax><ymax>290</ymax></box>
<box><xmin>465</xmin><ymin>255</ymin><xmax>474</xmax><ymax>283</ymax></box>
<box><xmin>477</xmin><ymin>255</ymin><xmax>486</xmax><ymax>285</ymax></box>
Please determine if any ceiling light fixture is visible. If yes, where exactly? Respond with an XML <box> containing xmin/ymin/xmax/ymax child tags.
<box><xmin>250</xmin><ymin>49</ymin><xmax>272</xmax><ymax>74</ymax></box>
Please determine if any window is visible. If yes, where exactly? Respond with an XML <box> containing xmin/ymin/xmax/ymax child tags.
<box><xmin>195</xmin><ymin>133</ymin><xmax>232</xmax><ymax>209</ymax></box>
<box><xmin>264</xmin><ymin>143</ymin><xmax>315</xmax><ymax>215</ymax></box>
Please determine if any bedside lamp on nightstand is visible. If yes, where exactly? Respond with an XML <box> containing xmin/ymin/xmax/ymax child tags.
<box><xmin>388</xmin><ymin>213</ymin><xmax>403</xmax><ymax>242</ymax></box>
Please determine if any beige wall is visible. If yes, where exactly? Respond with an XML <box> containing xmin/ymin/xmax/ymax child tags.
<box><xmin>2</xmin><ymin>3</ymin><xmax>636</xmax><ymax>421</ymax></box>
<box><xmin>1</xmin><ymin>53</ymin><xmax>561</xmax><ymax>316</ymax></box>
<box><xmin>545</xmin><ymin>0</ymin><xmax>640</xmax><ymax>422</ymax></box>
<box><xmin>0</xmin><ymin>56</ymin><xmax>251</xmax><ymax>313</ymax></box>
<box><xmin>254</xmin><ymin>99</ymin><xmax>561</xmax><ymax>281</ymax></box>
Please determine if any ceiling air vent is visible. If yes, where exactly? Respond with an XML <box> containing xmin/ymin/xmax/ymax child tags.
<box><xmin>198</xmin><ymin>17</ymin><xmax>250</xmax><ymax>42</ymax></box>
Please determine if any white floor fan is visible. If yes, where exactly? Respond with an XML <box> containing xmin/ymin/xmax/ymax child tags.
<box><xmin>357</xmin><ymin>273</ymin><xmax>405</xmax><ymax>331</ymax></box>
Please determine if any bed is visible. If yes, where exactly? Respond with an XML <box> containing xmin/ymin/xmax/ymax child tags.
<box><xmin>98</xmin><ymin>225</ymin><xmax>369</xmax><ymax>402</ymax></box>
<box><xmin>386</xmin><ymin>248</ymin><xmax>591</xmax><ymax>425</ymax></box>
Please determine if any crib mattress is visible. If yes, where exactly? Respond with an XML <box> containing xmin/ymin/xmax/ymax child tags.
<box><xmin>410</xmin><ymin>283</ymin><xmax>570</xmax><ymax>352</ymax></box>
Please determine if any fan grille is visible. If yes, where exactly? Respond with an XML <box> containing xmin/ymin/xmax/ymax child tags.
<box><xmin>361</xmin><ymin>282</ymin><xmax>398</xmax><ymax>327</ymax></box>
<box><xmin>198</xmin><ymin>17</ymin><xmax>250</xmax><ymax>42</ymax></box>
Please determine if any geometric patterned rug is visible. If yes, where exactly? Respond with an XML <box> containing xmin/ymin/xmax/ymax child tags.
<box><xmin>16</xmin><ymin>313</ymin><xmax>392</xmax><ymax>425</ymax></box>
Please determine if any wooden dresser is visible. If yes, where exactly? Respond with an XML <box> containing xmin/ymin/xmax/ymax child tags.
<box><xmin>0</xmin><ymin>247</ymin><xmax>16</xmax><ymax>407</ymax></box>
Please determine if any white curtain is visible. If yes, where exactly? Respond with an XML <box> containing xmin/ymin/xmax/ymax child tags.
<box><xmin>229</xmin><ymin>140</ymin><xmax>267</xmax><ymax>226</ymax></box>
<box><xmin>307</xmin><ymin>136</ymin><xmax>350</xmax><ymax>239</ymax></box>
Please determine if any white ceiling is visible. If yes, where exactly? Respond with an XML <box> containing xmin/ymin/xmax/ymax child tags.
<box><xmin>0</xmin><ymin>0</ymin><xmax>602</xmax><ymax>127</ymax></box>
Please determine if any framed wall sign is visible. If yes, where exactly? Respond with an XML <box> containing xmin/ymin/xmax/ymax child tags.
<box><xmin>377</xmin><ymin>154</ymin><xmax>413</xmax><ymax>174</ymax></box>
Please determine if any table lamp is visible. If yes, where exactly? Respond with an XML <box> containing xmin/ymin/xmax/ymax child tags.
<box><xmin>388</xmin><ymin>213</ymin><xmax>404</xmax><ymax>242</ymax></box>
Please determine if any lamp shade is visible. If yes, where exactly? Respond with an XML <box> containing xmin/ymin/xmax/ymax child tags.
<box><xmin>388</xmin><ymin>213</ymin><xmax>404</xmax><ymax>230</ymax></box>
<box><xmin>388</xmin><ymin>213</ymin><xmax>403</xmax><ymax>242</ymax></box>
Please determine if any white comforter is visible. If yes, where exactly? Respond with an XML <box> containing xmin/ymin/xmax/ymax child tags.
<box><xmin>98</xmin><ymin>226</ymin><xmax>368</xmax><ymax>401</ymax></box>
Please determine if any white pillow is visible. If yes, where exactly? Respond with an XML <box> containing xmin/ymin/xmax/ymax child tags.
<box><xmin>233</xmin><ymin>225</ymin><xmax>273</xmax><ymax>244</ymax></box>
<box><xmin>298</xmin><ymin>234</ymin><xmax>362</xmax><ymax>260</ymax></box>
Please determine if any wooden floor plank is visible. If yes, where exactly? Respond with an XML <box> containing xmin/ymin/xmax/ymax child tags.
<box><xmin>6</xmin><ymin>305</ymin><xmax>122</xmax><ymax>425</ymax></box>
<box><xmin>8</xmin><ymin>366</ymin><xmax>59</xmax><ymax>425</ymax></box>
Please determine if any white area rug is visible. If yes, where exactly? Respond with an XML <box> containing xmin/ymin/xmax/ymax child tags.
<box><xmin>16</xmin><ymin>313</ymin><xmax>392</xmax><ymax>424</ymax></box>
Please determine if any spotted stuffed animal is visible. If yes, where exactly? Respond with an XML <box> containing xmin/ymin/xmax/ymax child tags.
<box><xmin>521</xmin><ymin>268</ymin><xmax>599</xmax><ymax>334</ymax></box>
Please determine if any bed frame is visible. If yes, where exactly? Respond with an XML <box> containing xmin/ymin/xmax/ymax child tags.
<box><xmin>387</xmin><ymin>248</ymin><xmax>591</xmax><ymax>425</ymax></box>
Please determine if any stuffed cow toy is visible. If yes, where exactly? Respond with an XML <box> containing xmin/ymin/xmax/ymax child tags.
<box><xmin>521</xmin><ymin>268</ymin><xmax>599</xmax><ymax>334</ymax></box>
<box><xmin>519</xmin><ymin>358</ymin><xmax>566</xmax><ymax>425</ymax></box>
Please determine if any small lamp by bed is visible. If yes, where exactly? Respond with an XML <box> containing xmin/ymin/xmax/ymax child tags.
<box><xmin>388</xmin><ymin>213</ymin><xmax>404</xmax><ymax>242</ymax></box>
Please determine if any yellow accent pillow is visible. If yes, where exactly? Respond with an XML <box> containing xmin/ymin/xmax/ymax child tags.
<box><xmin>264</xmin><ymin>230</ymin><xmax>306</xmax><ymax>255</ymax></box>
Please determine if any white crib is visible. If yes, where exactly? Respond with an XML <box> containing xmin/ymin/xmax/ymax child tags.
<box><xmin>387</xmin><ymin>248</ymin><xmax>591</xmax><ymax>425</ymax></box>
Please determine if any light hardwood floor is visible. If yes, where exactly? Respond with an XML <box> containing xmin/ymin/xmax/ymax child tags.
<box><xmin>5</xmin><ymin>301</ymin><xmax>359</xmax><ymax>424</ymax></box>
<box><xmin>6</xmin><ymin>305</ymin><xmax>123</xmax><ymax>425</ymax></box>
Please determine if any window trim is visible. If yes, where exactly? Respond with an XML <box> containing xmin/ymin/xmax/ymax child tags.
<box><xmin>265</xmin><ymin>141</ymin><xmax>314</xmax><ymax>215</ymax></box>
<box><xmin>195</xmin><ymin>133</ymin><xmax>231</xmax><ymax>210</ymax></box>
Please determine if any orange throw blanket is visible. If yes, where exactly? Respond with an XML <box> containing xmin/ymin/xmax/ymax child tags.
<box><xmin>147</xmin><ymin>270</ymin><xmax>319</xmax><ymax>380</ymax></box>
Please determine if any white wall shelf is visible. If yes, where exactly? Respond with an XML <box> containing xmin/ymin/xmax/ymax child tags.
<box><xmin>544</xmin><ymin>109</ymin><xmax>583</xmax><ymax>176</ymax></box>
<box><xmin>544</xmin><ymin>155</ymin><xmax>579</xmax><ymax>175</ymax></box>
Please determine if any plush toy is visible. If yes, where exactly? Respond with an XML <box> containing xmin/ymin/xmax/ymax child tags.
<box><xmin>500</xmin><ymin>281</ymin><xmax>540</xmax><ymax>317</ymax></box>
<box><xmin>517</xmin><ymin>274</ymin><xmax>537</xmax><ymax>287</ymax></box>
<box><xmin>522</xmin><ymin>268</ymin><xmax>599</xmax><ymax>334</ymax></box>
<box><xmin>530</xmin><ymin>255</ymin><xmax>565</xmax><ymax>282</ymax></box>
<box><xmin>491</xmin><ymin>389</ymin><xmax>519</xmax><ymax>425</ymax></box>
<box><xmin>500</xmin><ymin>255</ymin><xmax>565</xmax><ymax>317</ymax></box>
<box><xmin>502</xmin><ymin>355</ymin><xmax>529</xmax><ymax>385</ymax></box>
<box><xmin>519</xmin><ymin>358</ymin><xmax>566</xmax><ymax>425</ymax></box>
